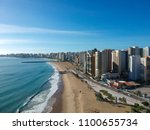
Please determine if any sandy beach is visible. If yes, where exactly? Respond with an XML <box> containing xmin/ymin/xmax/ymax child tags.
<box><xmin>50</xmin><ymin>62</ymin><xmax>131</xmax><ymax>113</ymax></box>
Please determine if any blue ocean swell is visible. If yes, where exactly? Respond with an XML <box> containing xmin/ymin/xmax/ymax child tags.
<box><xmin>18</xmin><ymin>73</ymin><xmax>54</xmax><ymax>112</ymax></box>
<box><xmin>19</xmin><ymin>65</ymin><xmax>60</xmax><ymax>113</ymax></box>
<box><xmin>0</xmin><ymin>57</ymin><xmax>55</xmax><ymax>113</ymax></box>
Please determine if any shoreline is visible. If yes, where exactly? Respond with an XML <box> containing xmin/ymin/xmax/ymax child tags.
<box><xmin>49</xmin><ymin>62</ymin><xmax>131</xmax><ymax>113</ymax></box>
<box><xmin>50</xmin><ymin>74</ymin><xmax>63</xmax><ymax>113</ymax></box>
<box><xmin>43</xmin><ymin>63</ymin><xmax>63</xmax><ymax>113</ymax></box>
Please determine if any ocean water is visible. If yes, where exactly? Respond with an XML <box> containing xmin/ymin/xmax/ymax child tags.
<box><xmin>0</xmin><ymin>57</ymin><xmax>59</xmax><ymax>113</ymax></box>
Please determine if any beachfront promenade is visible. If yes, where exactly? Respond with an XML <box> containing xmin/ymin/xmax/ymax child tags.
<box><xmin>51</xmin><ymin>62</ymin><xmax>131</xmax><ymax>113</ymax></box>
<box><xmin>70</xmin><ymin>67</ymin><xmax>142</xmax><ymax>106</ymax></box>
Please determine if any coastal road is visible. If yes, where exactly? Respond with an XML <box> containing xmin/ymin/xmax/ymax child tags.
<box><xmin>72</xmin><ymin>69</ymin><xmax>142</xmax><ymax>105</ymax></box>
<box><xmin>86</xmin><ymin>80</ymin><xmax>141</xmax><ymax>105</ymax></box>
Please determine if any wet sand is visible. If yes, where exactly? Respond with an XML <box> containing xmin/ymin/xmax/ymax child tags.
<box><xmin>50</xmin><ymin>62</ymin><xmax>131</xmax><ymax>113</ymax></box>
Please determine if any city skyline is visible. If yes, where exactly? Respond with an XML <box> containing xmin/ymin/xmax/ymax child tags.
<box><xmin>1</xmin><ymin>0</ymin><xmax>150</xmax><ymax>54</ymax></box>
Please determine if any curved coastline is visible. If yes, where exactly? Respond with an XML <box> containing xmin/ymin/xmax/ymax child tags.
<box><xmin>50</xmin><ymin>62</ymin><xmax>131</xmax><ymax>113</ymax></box>
<box><xmin>42</xmin><ymin>63</ymin><xmax>63</xmax><ymax>113</ymax></box>
<box><xmin>18</xmin><ymin>61</ymin><xmax>131</xmax><ymax>113</ymax></box>
<box><xmin>18</xmin><ymin>63</ymin><xmax>60</xmax><ymax>113</ymax></box>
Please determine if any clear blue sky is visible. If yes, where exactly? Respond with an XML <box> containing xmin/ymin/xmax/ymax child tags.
<box><xmin>0</xmin><ymin>0</ymin><xmax>150</xmax><ymax>54</ymax></box>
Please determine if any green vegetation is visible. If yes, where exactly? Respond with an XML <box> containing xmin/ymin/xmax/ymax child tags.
<box><xmin>95</xmin><ymin>92</ymin><xmax>104</xmax><ymax>101</ymax></box>
<box><xmin>96</xmin><ymin>90</ymin><xmax>115</xmax><ymax>103</ymax></box>
<box><xmin>142</xmin><ymin>101</ymin><xmax>149</xmax><ymax>107</ymax></box>
<box><xmin>119</xmin><ymin>97</ymin><xmax>127</xmax><ymax>104</ymax></box>
<box><xmin>99</xmin><ymin>90</ymin><xmax>115</xmax><ymax>102</ymax></box>
<box><xmin>100</xmin><ymin>90</ymin><xmax>109</xmax><ymax>96</ymax></box>
<box><xmin>146</xmin><ymin>109</ymin><xmax>150</xmax><ymax>113</ymax></box>
<box><xmin>131</xmin><ymin>103</ymin><xmax>144</xmax><ymax>113</ymax></box>
<box><xmin>107</xmin><ymin>93</ymin><xmax>115</xmax><ymax>102</ymax></box>
<box><xmin>131</xmin><ymin>102</ymin><xmax>150</xmax><ymax>113</ymax></box>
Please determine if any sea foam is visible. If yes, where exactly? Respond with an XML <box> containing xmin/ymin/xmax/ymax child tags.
<box><xmin>19</xmin><ymin>64</ymin><xmax>59</xmax><ymax>113</ymax></box>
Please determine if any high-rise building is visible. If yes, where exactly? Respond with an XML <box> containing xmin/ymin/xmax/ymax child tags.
<box><xmin>83</xmin><ymin>53</ymin><xmax>87</xmax><ymax>74</ymax></box>
<box><xmin>112</xmin><ymin>50</ymin><xmax>128</xmax><ymax>74</ymax></box>
<box><xmin>86</xmin><ymin>49</ymin><xmax>97</xmax><ymax>77</ymax></box>
<box><xmin>140</xmin><ymin>48</ymin><xmax>143</xmax><ymax>57</ymax></box>
<box><xmin>121</xmin><ymin>50</ymin><xmax>128</xmax><ymax>73</ymax></box>
<box><xmin>112</xmin><ymin>50</ymin><xmax>120</xmax><ymax>73</ymax></box>
<box><xmin>75</xmin><ymin>55</ymin><xmax>79</xmax><ymax>65</ymax></box>
<box><xmin>91</xmin><ymin>51</ymin><xmax>96</xmax><ymax>77</ymax></box>
<box><xmin>58</xmin><ymin>52</ymin><xmax>65</xmax><ymax>61</ymax></box>
<box><xmin>143</xmin><ymin>47</ymin><xmax>150</xmax><ymax>57</ymax></box>
<box><xmin>95</xmin><ymin>51</ymin><xmax>102</xmax><ymax>78</ymax></box>
<box><xmin>86</xmin><ymin>51</ymin><xmax>92</xmax><ymax>76</ymax></box>
<box><xmin>102</xmin><ymin>49</ymin><xmax>112</xmax><ymax>74</ymax></box>
<box><xmin>140</xmin><ymin>56</ymin><xmax>150</xmax><ymax>81</ymax></box>
<box><xmin>129</xmin><ymin>55</ymin><xmax>141</xmax><ymax>80</ymax></box>
<box><xmin>79</xmin><ymin>52</ymin><xmax>86</xmax><ymax>65</ymax></box>
<box><xmin>66</xmin><ymin>52</ymin><xmax>73</xmax><ymax>61</ymax></box>
<box><xmin>128</xmin><ymin>46</ymin><xmax>140</xmax><ymax>56</ymax></box>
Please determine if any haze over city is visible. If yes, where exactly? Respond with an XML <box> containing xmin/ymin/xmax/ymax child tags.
<box><xmin>0</xmin><ymin>0</ymin><xmax>150</xmax><ymax>54</ymax></box>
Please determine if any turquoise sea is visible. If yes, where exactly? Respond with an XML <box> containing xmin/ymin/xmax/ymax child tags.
<box><xmin>0</xmin><ymin>57</ymin><xmax>59</xmax><ymax>113</ymax></box>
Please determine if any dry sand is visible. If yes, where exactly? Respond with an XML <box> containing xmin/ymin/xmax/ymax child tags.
<box><xmin>50</xmin><ymin>62</ymin><xmax>131</xmax><ymax>113</ymax></box>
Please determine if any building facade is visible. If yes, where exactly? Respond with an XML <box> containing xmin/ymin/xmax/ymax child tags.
<box><xmin>86</xmin><ymin>51</ymin><xmax>92</xmax><ymax>76</ymax></box>
<box><xmin>95</xmin><ymin>51</ymin><xmax>102</xmax><ymax>78</ymax></box>
<box><xmin>140</xmin><ymin>56</ymin><xmax>150</xmax><ymax>81</ymax></box>
<box><xmin>143</xmin><ymin>47</ymin><xmax>150</xmax><ymax>57</ymax></box>
<box><xmin>58</xmin><ymin>52</ymin><xmax>65</xmax><ymax>61</ymax></box>
<box><xmin>112</xmin><ymin>50</ymin><xmax>120</xmax><ymax>73</ymax></box>
<box><xmin>112</xmin><ymin>50</ymin><xmax>128</xmax><ymax>74</ymax></box>
<box><xmin>102</xmin><ymin>49</ymin><xmax>112</xmax><ymax>74</ymax></box>
<box><xmin>128</xmin><ymin>46</ymin><xmax>140</xmax><ymax>56</ymax></box>
<box><xmin>128</xmin><ymin>55</ymin><xmax>141</xmax><ymax>80</ymax></box>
